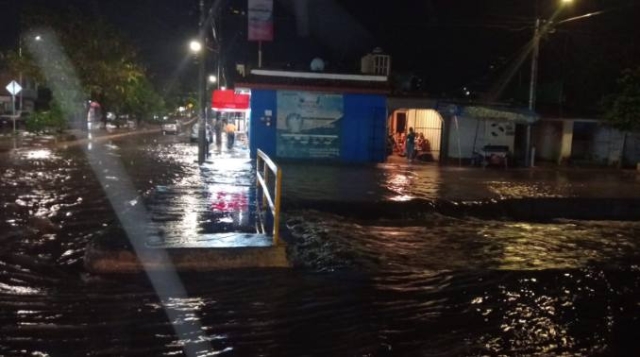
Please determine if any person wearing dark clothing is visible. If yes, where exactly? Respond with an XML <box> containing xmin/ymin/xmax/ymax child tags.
<box><xmin>214</xmin><ymin>118</ymin><xmax>223</xmax><ymax>153</ymax></box>
<box><xmin>225</xmin><ymin>120</ymin><xmax>236</xmax><ymax>149</ymax></box>
<box><xmin>416</xmin><ymin>133</ymin><xmax>434</xmax><ymax>162</ymax></box>
<box><xmin>405</xmin><ymin>127</ymin><xmax>416</xmax><ymax>162</ymax></box>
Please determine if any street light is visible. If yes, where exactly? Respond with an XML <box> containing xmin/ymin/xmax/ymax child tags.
<box><xmin>17</xmin><ymin>34</ymin><xmax>43</xmax><ymax>119</ymax></box>
<box><xmin>188</xmin><ymin>37</ymin><xmax>207</xmax><ymax>164</ymax></box>
<box><xmin>191</xmin><ymin>0</ymin><xmax>225</xmax><ymax>164</ymax></box>
<box><xmin>526</xmin><ymin>0</ymin><xmax>575</xmax><ymax>167</ymax></box>
<box><xmin>189</xmin><ymin>40</ymin><xmax>202</xmax><ymax>53</ymax></box>
<box><xmin>208</xmin><ymin>75</ymin><xmax>217</xmax><ymax>84</ymax></box>
<box><xmin>195</xmin><ymin>0</ymin><xmax>208</xmax><ymax>164</ymax></box>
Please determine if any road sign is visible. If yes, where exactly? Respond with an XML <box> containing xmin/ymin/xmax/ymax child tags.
<box><xmin>5</xmin><ymin>80</ymin><xmax>22</xmax><ymax>96</ymax></box>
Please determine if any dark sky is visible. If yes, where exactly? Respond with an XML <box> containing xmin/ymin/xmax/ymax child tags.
<box><xmin>2</xmin><ymin>0</ymin><xmax>639</xmax><ymax>105</ymax></box>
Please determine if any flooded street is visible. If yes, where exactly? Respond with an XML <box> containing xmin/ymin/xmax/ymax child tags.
<box><xmin>1</xmin><ymin>130</ymin><xmax>640</xmax><ymax>356</ymax></box>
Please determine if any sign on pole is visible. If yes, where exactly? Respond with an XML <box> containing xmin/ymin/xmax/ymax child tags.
<box><xmin>5</xmin><ymin>80</ymin><xmax>22</xmax><ymax>96</ymax></box>
<box><xmin>248</xmin><ymin>0</ymin><xmax>274</xmax><ymax>41</ymax></box>
<box><xmin>5</xmin><ymin>80</ymin><xmax>22</xmax><ymax>134</ymax></box>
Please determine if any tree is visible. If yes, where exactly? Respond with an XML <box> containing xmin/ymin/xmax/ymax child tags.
<box><xmin>124</xmin><ymin>78</ymin><xmax>166</xmax><ymax>126</ymax></box>
<box><xmin>602</xmin><ymin>67</ymin><xmax>640</xmax><ymax>167</ymax></box>
<box><xmin>4</xmin><ymin>7</ymin><xmax>163</xmax><ymax>128</ymax></box>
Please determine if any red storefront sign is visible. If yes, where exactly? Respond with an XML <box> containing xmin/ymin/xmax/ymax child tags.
<box><xmin>211</xmin><ymin>90</ymin><xmax>250</xmax><ymax>110</ymax></box>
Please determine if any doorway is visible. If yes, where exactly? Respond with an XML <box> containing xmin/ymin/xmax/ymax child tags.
<box><xmin>389</xmin><ymin>109</ymin><xmax>443</xmax><ymax>162</ymax></box>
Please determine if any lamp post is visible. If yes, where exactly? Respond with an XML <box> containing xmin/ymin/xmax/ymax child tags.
<box><xmin>196</xmin><ymin>1</ymin><xmax>209</xmax><ymax>164</ymax></box>
<box><xmin>18</xmin><ymin>37</ymin><xmax>23</xmax><ymax>113</ymax></box>
<box><xmin>190</xmin><ymin>38</ymin><xmax>206</xmax><ymax>164</ymax></box>
<box><xmin>192</xmin><ymin>0</ymin><xmax>227</xmax><ymax>164</ymax></box>
<box><xmin>16</xmin><ymin>34</ymin><xmax>42</xmax><ymax>131</ymax></box>
<box><xmin>526</xmin><ymin>0</ymin><xmax>574</xmax><ymax>167</ymax></box>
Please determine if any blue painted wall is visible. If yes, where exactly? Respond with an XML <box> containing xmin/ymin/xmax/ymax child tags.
<box><xmin>249</xmin><ymin>89</ymin><xmax>387</xmax><ymax>163</ymax></box>
<box><xmin>249</xmin><ymin>89</ymin><xmax>277</xmax><ymax>159</ymax></box>
<box><xmin>342</xmin><ymin>93</ymin><xmax>387</xmax><ymax>163</ymax></box>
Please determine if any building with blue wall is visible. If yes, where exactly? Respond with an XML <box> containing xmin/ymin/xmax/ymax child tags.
<box><xmin>237</xmin><ymin>70</ymin><xmax>389</xmax><ymax>163</ymax></box>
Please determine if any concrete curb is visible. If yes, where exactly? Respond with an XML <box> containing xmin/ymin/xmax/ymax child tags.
<box><xmin>85</xmin><ymin>237</ymin><xmax>290</xmax><ymax>273</ymax></box>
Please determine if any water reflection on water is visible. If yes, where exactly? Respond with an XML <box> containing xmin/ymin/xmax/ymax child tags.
<box><xmin>0</xmin><ymin>132</ymin><xmax>640</xmax><ymax>355</ymax></box>
<box><xmin>283</xmin><ymin>162</ymin><xmax>640</xmax><ymax>202</ymax></box>
<box><xmin>285</xmin><ymin>211</ymin><xmax>640</xmax><ymax>271</ymax></box>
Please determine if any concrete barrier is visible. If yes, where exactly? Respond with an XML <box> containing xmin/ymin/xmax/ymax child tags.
<box><xmin>85</xmin><ymin>235</ymin><xmax>289</xmax><ymax>273</ymax></box>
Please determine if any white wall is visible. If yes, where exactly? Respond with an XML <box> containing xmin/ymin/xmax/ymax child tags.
<box><xmin>448</xmin><ymin>117</ymin><xmax>516</xmax><ymax>158</ymax></box>
<box><xmin>531</xmin><ymin>119</ymin><xmax>640</xmax><ymax>166</ymax></box>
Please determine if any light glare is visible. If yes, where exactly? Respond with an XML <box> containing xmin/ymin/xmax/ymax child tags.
<box><xmin>189</xmin><ymin>40</ymin><xmax>202</xmax><ymax>53</ymax></box>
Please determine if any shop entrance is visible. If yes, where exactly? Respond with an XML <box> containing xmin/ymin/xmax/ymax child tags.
<box><xmin>388</xmin><ymin>109</ymin><xmax>443</xmax><ymax>162</ymax></box>
<box><xmin>211</xmin><ymin>89</ymin><xmax>251</xmax><ymax>157</ymax></box>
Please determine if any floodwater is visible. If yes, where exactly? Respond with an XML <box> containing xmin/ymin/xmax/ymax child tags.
<box><xmin>1</xmin><ymin>130</ymin><xmax>640</xmax><ymax>356</ymax></box>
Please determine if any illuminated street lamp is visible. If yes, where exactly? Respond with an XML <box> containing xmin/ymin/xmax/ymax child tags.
<box><xmin>17</xmin><ymin>34</ymin><xmax>43</xmax><ymax>118</ymax></box>
<box><xmin>189</xmin><ymin>36</ymin><xmax>207</xmax><ymax>164</ymax></box>
<box><xmin>208</xmin><ymin>75</ymin><xmax>217</xmax><ymax>84</ymax></box>
<box><xmin>189</xmin><ymin>40</ymin><xmax>202</xmax><ymax>53</ymax></box>
<box><xmin>526</xmin><ymin>0</ymin><xmax>574</xmax><ymax>167</ymax></box>
<box><xmin>194</xmin><ymin>0</ymin><xmax>207</xmax><ymax>165</ymax></box>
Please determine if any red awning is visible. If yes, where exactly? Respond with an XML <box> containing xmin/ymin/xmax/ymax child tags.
<box><xmin>211</xmin><ymin>90</ymin><xmax>250</xmax><ymax>110</ymax></box>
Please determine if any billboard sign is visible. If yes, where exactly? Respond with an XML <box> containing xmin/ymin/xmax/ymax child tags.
<box><xmin>276</xmin><ymin>91</ymin><xmax>343</xmax><ymax>159</ymax></box>
<box><xmin>248</xmin><ymin>0</ymin><xmax>274</xmax><ymax>41</ymax></box>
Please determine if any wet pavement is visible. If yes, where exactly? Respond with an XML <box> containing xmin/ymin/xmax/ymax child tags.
<box><xmin>1</xmin><ymin>129</ymin><xmax>640</xmax><ymax>356</ymax></box>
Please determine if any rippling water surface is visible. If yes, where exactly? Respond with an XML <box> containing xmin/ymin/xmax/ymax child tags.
<box><xmin>1</xmin><ymin>131</ymin><xmax>640</xmax><ymax>356</ymax></box>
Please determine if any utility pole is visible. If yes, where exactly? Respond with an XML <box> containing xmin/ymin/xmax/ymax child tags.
<box><xmin>18</xmin><ymin>37</ymin><xmax>24</xmax><ymax>112</ymax></box>
<box><xmin>197</xmin><ymin>0</ymin><xmax>207</xmax><ymax>165</ymax></box>
<box><xmin>211</xmin><ymin>10</ymin><xmax>222</xmax><ymax>90</ymax></box>
<box><xmin>526</xmin><ymin>18</ymin><xmax>541</xmax><ymax>167</ymax></box>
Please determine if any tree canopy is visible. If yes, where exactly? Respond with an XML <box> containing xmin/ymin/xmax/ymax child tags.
<box><xmin>603</xmin><ymin>68</ymin><xmax>640</xmax><ymax>132</ymax></box>
<box><xmin>4</xmin><ymin>7</ymin><xmax>164</xmax><ymax>120</ymax></box>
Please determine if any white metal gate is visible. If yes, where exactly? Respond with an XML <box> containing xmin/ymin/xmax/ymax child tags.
<box><xmin>405</xmin><ymin>109</ymin><xmax>443</xmax><ymax>161</ymax></box>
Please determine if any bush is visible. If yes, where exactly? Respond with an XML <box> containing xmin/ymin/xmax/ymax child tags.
<box><xmin>25</xmin><ymin>103</ymin><xmax>67</xmax><ymax>133</ymax></box>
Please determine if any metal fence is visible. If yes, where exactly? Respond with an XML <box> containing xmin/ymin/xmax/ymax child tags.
<box><xmin>256</xmin><ymin>149</ymin><xmax>282</xmax><ymax>245</ymax></box>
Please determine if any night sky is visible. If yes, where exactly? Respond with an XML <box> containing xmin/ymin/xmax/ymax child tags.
<box><xmin>2</xmin><ymin>0</ymin><xmax>639</xmax><ymax>111</ymax></box>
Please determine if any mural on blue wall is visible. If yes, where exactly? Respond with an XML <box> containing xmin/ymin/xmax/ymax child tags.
<box><xmin>276</xmin><ymin>91</ymin><xmax>343</xmax><ymax>159</ymax></box>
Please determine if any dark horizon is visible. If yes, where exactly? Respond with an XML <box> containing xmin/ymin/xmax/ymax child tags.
<box><xmin>2</xmin><ymin>0</ymin><xmax>639</xmax><ymax>111</ymax></box>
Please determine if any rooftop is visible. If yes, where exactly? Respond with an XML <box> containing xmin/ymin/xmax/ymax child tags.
<box><xmin>234</xmin><ymin>68</ymin><xmax>390</xmax><ymax>94</ymax></box>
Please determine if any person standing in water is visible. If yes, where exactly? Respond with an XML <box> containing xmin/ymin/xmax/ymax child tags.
<box><xmin>214</xmin><ymin>114</ymin><xmax>223</xmax><ymax>153</ymax></box>
<box><xmin>225</xmin><ymin>120</ymin><xmax>236</xmax><ymax>149</ymax></box>
<box><xmin>405</xmin><ymin>127</ymin><xmax>416</xmax><ymax>162</ymax></box>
